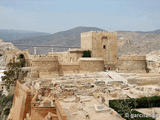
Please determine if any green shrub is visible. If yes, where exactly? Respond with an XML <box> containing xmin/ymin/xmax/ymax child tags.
<box><xmin>82</xmin><ymin>50</ymin><xmax>91</xmax><ymax>57</ymax></box>
<box><xmin>4</xmin><ymin>108</ymin><xmax>10</xmax><ymax>115</ymax></box>
<box><xmin>2</xmin><ymin>59</ymin><xmax>27</xmax><ymax>89</ymax></box>
<box><xmin>109</xmin><ymin>96</ymin><xmax>160</xmax><ymax>109</ymax></box>
<box><xmin>109</xmin><ymin>96</ymin><xmax>160</xmax><ymax>120</ymax></box>
<box><xmin>0</xmin><ymin>94</ymin><xmax>14</xmax><ymax>119</ymax></box>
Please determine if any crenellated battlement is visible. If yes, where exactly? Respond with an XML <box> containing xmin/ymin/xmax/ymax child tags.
<box><xmin>32</xmin><ymin>55</ymin><xmax>58</xmax><ymax>62</ymax></box>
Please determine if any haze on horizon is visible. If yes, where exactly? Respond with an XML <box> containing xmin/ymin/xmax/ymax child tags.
<box><xmin>0</xmin><ymin>0</ymin><xmax>160</xmax><ymax>33</ymax></box>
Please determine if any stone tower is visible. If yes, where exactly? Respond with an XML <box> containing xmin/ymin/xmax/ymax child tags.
<box><xmin>81</xmin><ymin>31</ymin><xmax>117</xmax><ymax>65</ymax></box>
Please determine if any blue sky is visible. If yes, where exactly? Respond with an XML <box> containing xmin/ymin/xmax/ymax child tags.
<box><xmin>0</xmin><ymin>0</ymin><xmax>160</xmax><ymax>33</ymax></box>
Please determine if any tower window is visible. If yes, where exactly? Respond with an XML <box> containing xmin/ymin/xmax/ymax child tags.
<box><xmin>103</xmin><ymin>45</ymin><xmax>106</xmax><ymax>49</ymax></box>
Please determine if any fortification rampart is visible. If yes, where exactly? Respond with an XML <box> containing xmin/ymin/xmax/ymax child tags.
<box><xmin>32</xmin><ymin>55</ymin><xmax>58</xmax><ymax>61</ymax></box>
<box><xmin>8</xmin><ymin>81</ymin><xmax>33</xmax><ymax>120</ymax></box>
<box><xmin>117</xmin><ymin>56</ymin><xmax>147</xmax><ymax>73</ymax></box>
<box><xmin>79</xmin><ymin>58</ymin><xmax>104</xmax><ymax>72</ymax></box>
<box><xmin>31</xmin><ymin>56</ymin><xmax>59</xmax><ymax>78</ymax></box>
<box><xmin>118</xmin><ymin>56</ymin><xmax>146</xmax><ymax>61</ymax></box>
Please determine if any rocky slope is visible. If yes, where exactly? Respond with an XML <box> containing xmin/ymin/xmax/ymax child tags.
<box><xmin>117</xmin><ymin>31</ymin><xmax>160</xmax><ymax>56</ymax></box>
<box><xmin>0</xmin><ymin>39</ymin><xmax>16</xmax><ymax>52</ymax></box>
<box><xmin>146</xmin><ymin>50</ymin><xmax>160</xmax><ymax>73</ymax></box>
<box><xmin>0</xmin><ymin>29</ymin><xmax>50</xmax><ymax>42</ymax></box>
<box><xmin>146</xmin><ymin>50</ymin><xmax>160</xmax><ymax>62</ymax></box>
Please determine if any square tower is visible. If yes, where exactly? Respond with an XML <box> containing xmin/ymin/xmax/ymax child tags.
<box><xmin>81</xmin><ymin>31</ymin><xmax>117</xmax><ymax>65</ymax></box>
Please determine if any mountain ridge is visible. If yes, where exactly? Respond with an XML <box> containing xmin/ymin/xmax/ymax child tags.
<box><xmin>0</xmin><ymin>26</ymin><xmax>160</xmax><ymax>55</ymax></box>
<box><xmin>0</xmin><ymin>29</ymin><xmax>50</xmax><ymax>42</ymax></box>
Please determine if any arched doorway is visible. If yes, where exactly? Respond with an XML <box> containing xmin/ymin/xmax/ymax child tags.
<box><xmin>18</xmin><ymin>54</ymin><xmax>26</xmax><ymax>67</ymax></box>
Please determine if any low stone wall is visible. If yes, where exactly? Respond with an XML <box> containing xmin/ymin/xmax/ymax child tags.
<box><xmin>59</xmin><ymin>64</ymin><xmax>80</xmax><ymax>74</ymax></box>
<box><xmin>79</xmin><ymin>58</ymin><xmax>104</xmax><ymax>72</ymax></box>
<box><xmin>31</xmin><ymin>56</ymin><xmax>59</xmax><ymax>78</ymax></box>
<box><xmin>117</xmin><ymin>56</ymin><xmax>147</xmax><ymax>73</ymax></box>
<box><xmin>31</xmin><ymin>56</ymin><xmax>106</xmax><ymax>78</ymax></box>
<box><xmin>128</xmin><ymin>76</ymin><xmax>160</xmax><ymax>85</ymax></box>
<box><xmin>31</xmin><ymin>56</ymin><xmax>59</xmax><ymax>72</ymax></box>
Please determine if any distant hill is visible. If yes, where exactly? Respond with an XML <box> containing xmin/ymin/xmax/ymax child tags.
<box><xmin>13</xmin><ymin>27</ymin><xmax>105</xmax><ymax>53</ymax></box>
<box><xmin>0</xmin><ymin>29</ymin><xmax>50</xmax><ymax>42</ymax></box>
<box><xmin>1</xmin><ymin>27</ymin><xmax>160</xmax><ymax>56</ymax></box>
<box><xmin>117</xmin><ymin>30</ymin><xmax>160</xmax><ymax>55</ymax></box>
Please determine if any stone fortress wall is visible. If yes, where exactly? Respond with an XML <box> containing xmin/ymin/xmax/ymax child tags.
<box><xmin>31</xmin><ymin>55</ymin><xmax>59</xmax><ymax>78</ymax></box>
<box><xmin>49</xmin><ymin>49</ymin><xmax>84</xmax><ymax>64</ymax></box>
<box><xmin>4</xmin><ymin>31</ymin><xmax>158</xmax><ymax>79</ymax></box>
<box><xmin>117</xmin><ymin>56</ymin><xmax>147</xmax><ymax>73</ymax></box>
<box><xmin>79</xmin><ymin>58</ymin><xmax>104</xmax><ymax>72</ymax></box>
<box><xmin>5</xmin><ymin>31</ymin><xmax>160</xmax><ymax>120</ymax></box>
